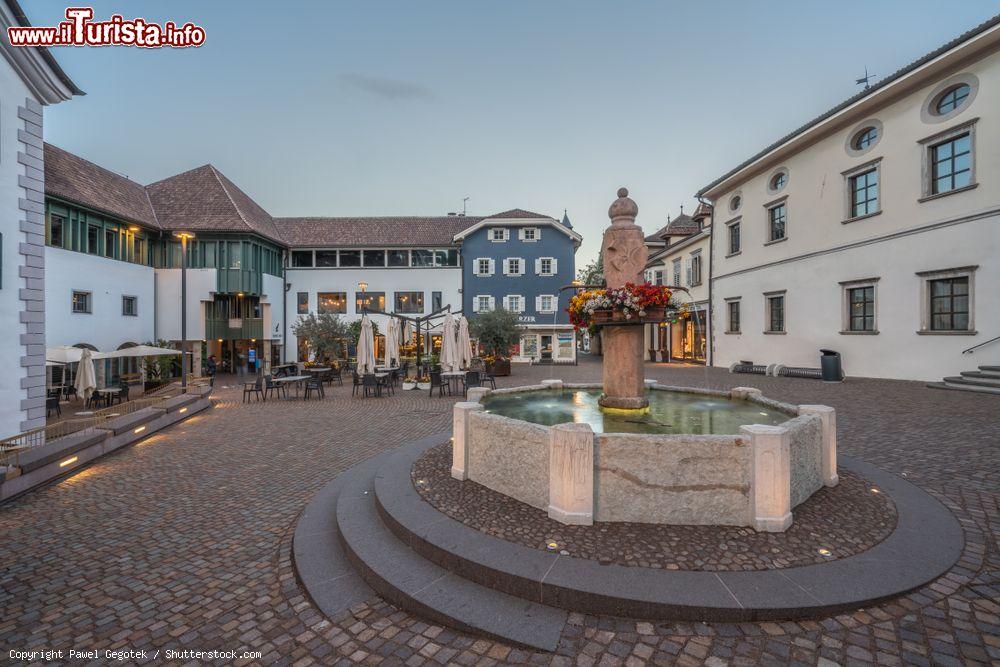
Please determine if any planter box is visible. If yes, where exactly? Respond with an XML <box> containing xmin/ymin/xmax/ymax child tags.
<box><xmin>486</xmin><ymin>359</ymin><xmax>511</xmax><ymax>376</ymax></box>
<box><xmin>417</xmin><ymin>382</ymin><xmax>431</xmax><ymax>390</ymax></box>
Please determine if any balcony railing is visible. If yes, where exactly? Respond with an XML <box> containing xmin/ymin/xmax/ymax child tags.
<box><xmin>205</xmin><ymin>317</ymin><xmax>263</xmax><ymax>340</ymax></box>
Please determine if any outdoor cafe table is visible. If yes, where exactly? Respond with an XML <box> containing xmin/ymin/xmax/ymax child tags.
<box><xmin>441</xmin><ymin>370</ymin><xmax>465</xmax><ymax>394</ymax></box>
<box><xmin>274</xmin><ymin>374</ymin><xmax>310</xmax><ymax>398</ymax></box>
<box><xmin>94</xmin><ymin>387</ymin><xmax>121</xmax><ymax>407</ymax></box>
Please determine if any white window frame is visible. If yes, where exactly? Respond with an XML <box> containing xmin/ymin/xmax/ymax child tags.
<box><xmin>518</xmin><ymin>227</ymin><xmax>539</xmax><ymax>242</ymax></box>
<box><xmin>504</xmin><ymin>294</ymin><xmax>524</xmax><ymax>313</ymax></box>
<box><xmin>535</xmin><ymin>257</ymin><xmax>557</xmax><ymax>276</ymax></box>
<box><xmin>475</xmin><ymin>257</ymin><xmax>494</xmax><ymax>277</ymax></box>
<box><xmin>474</xmin><ymin>295</ymin><xmax>494</xmax><ymax>313</ymax></box>
<box><xmin>916</xmin><ymin>265</ymin><xmax>977</xmax><ymax>335</ymax></box>
<box><xmin>490</xmin><ymin>228</ymin><xmax>509</xmax><ymax>242</ymax></box>
<box><xmin>503</xmin><ymin>257</ymin><xmax>524</xmax><ymax>276</ymax></box>
<box><xmin>839</xmin><ymin>278</ymin><xmax>880</xmax><ymax>335</ymax></box>
<box><xmin>689</xmin><ymin>251</ymin><xmax>703</xmax><ymax>286</ymax></box>
<box><xmin>537</xmin><ymin>294</ymin><xmax>557</xmax><ymax>313</ymax></box>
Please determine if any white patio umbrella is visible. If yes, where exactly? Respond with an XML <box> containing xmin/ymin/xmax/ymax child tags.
<box><xmin>100</xmin><ymin>345</ymin><xmax>181</xmax><ymax>359</ymax></box>
<box><xmin>357</xmin><ymin>315</ymin><xmax>376</xmax><ymax>374</ymax></box>
<box><xmin>384</xmin><ymin>318</ymin><xmax>400</xmax><ymax>367</ymax></box>
<box><xmin>457</xmin><ymin>316</ymin><xmax>474</xmax><ymax>369</ymax></box>
<box><xmin>47</xmin><ymin>345</ymin><xmax>109</xmax><ymax>364</ymax></box>
<box><xmin>74</xmin><ymin>348</ymin><xmax>97</xmax><ymax>402</ymax></box>
<box><xmin>440</xmin><ymin>313</ymin><xmax>459</xmax><ymax>372</ymax></box>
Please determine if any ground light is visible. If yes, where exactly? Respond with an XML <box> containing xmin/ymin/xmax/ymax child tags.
<box><xmin>59</xmin><ymin>456</ymin><xmax>78</xmax><ymax>468</ymax></box>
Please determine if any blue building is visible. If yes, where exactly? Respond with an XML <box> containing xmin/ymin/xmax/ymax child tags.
<box><xmin>455</xmin><ymin>209</ymin><xmax>582</xmax><ymax>363</ymax></box>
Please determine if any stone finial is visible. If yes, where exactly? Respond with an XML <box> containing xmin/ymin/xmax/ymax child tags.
<box><xmin>608</xmin><ymin>187</ymin><xmax>638</xmax><ymax>224</ymax></box>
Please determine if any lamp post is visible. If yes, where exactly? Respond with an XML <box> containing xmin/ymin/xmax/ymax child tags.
<box><xmin>174</xmin><ymin>232</ymin><xmax>195</xmax><ymax>393</ymax></box>
<box><xmin>358</xmin><ymin>281</ymin><xmax>368</xmax><ymax>314</ymax></box>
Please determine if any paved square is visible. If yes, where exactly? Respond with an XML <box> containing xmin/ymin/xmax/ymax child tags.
<box><xmin>1</xmin><ymin>357</ymin><xmax>997</xmax><ymax>665</ymax></box>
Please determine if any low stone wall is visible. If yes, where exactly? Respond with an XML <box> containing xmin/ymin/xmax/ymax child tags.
<box><xmin>594</xmin><ymin>433</ymin><xmax>750</xmax><ymax>524</ymax></box>
<box><xmin>452</xmin><ymin>382</ymin><xmax>837</xmax><ymax>532</ymax></box>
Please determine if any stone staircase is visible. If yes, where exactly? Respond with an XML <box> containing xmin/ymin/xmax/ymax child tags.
<box><xmin>928</xmin><ymin>365</ymin><xmax>1000</xmax><ymax>395</ymax></box>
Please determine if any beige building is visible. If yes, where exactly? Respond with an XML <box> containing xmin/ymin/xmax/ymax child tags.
<box><xmin>698</xmin><ymin>16</ymin><xmax>1000</xmax><ymax>385</ymax></box>
<box><xmin>643</xmin><ymin>204</ymin><xmax>712</xmax><ymax>363</ymax></box>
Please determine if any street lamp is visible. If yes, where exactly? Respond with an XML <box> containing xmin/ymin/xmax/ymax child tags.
<box><xmin>358</xmin><ymin>281</ymin><xmax>368</xmax><ymax>314</ymax></box>
<box><xmin>174</xmin><ymin>231</ymin><xmax>195</xmax><ymax>393</ymax></box>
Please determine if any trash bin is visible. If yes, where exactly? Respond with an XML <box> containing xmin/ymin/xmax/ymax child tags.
<box><xmin>820</xmin><ymin>349</ymin><xmax>843</xmax><ymax>382</ymax></box>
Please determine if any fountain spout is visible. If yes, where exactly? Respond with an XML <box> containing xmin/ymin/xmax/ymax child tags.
<box><xmin>598</xmin><ymin>188</ymin><xmax>650</xmax><ymax>410</ymax></box>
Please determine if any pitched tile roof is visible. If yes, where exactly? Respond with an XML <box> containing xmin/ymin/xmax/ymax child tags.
<box><xmin>697</xmin><ymin>13</ymin><xmax>1000</xmax><ymax>197</ymax></box>
<box><xmin>644</xmin><ymin>213</ymin><xmax>700</xmax><ymax>242</ymax></box>
<box><xmin>146</xmin><ymin>165</ymin><xmax>286</xmax><ymax>244</ymax></box>
<box><xmin>484</xmin><ymin>208</ymin><xmax>553</xmax><ymax>220</ymax></box>
<box><xmin>44</xmin><ymin>143</ymin><xmax>158</xmax><ymax>227</ymax></box>
<box><xmin>276</xmin><ymin>216</ymin><xmax>483</xmax><ymax>247</ymax></box>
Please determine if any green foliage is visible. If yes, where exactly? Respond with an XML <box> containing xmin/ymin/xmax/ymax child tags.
<box><xmin>292</xmin><ymin>312</ymin><xmax>351</xmax><ymax>361</ymax></box>
<box><xmin>346</xmin><ymin>318</ymin><xmax>380</xmax><ymax>341</ymax></box>
<box><xmin>141</xmin><ymin>339</ymin><xmax>178</xmax><ymax>380</ymax></box>
<box><xmin>470</xmin><ymin>308</ymin><xmax>520</xmax><ymax>359</ymax></box>
<box><xmin>577</xmin><ymin>252</ymin><xmax>604</xmax><ymax>286</ymax></box>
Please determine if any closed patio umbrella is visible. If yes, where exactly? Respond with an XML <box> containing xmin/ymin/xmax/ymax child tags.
<box><xmin>457</xmin><ymin>316</ymin><xmax>474</xmax><ymax>369</ymax></box>
<box><xmin>384</xmin><ymin>318</ymin><xmax>400</xmax><ymax>367</ymax></box>
<box><xmin>357</xmin><ymin>315</ymin><xmax>376</xmax><ymax>374</ymax></box>
<box><xmin>440</xmin><ymin>313</ymin><xmax>459</xmax><ymax>372</ymax></box>
<box><xmin>74</xmin><ymin>348</ymin><xmax>97</xmax><ymax>402</ymax></box>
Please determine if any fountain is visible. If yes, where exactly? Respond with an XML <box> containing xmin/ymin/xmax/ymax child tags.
<box><xmin>451</xmin><ymin>189</ymin><xmax>839</xmax><ymax>531</ymax></box>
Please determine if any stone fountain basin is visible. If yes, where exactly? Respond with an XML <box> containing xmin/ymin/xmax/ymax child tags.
<box><xmin>451</xmin><ymin>382</ymin><xmax>838</xmax><ymax>530</ymax></box>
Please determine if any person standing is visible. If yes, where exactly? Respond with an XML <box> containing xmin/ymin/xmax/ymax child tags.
<box><xmin>237</xmin><ymin>350</ymin><xmax>247</xmax><ymax>378</ymax></box>
<box><xmin>206</xmin><ymin>355</ymin><xmax>217</xmax><ymax>387</ymax></box>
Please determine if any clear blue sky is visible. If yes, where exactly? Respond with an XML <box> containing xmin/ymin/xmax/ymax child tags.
<box><xmin>35</xmin><ymin>1</ymin><xmax>999</xmax><ymax>264</ymax></box>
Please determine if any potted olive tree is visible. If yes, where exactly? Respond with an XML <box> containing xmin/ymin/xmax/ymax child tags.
<box><xmin>470</xmin><ymin>307</ymin><xmax>519</xmax><ymax>376</ymax></box>
<box><xmin>291</xmin><ymin>313</ymin><xmax>350</xmax><ymax>366</ymax></box>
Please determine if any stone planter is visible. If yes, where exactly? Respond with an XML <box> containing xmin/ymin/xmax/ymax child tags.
<box><xmin>486</xmin><ymin>359</ymin><xmax>511</xmax><ymax>376</ymax></box>
<box><xmin>402</xmin><ymin>381</ymin><xmax>417</xmax><ymax>390</ymax></box>
<box><xmin>417</xmin><ymin>382</ymin><xmax>431</xmax><ymax>390</ymax></box>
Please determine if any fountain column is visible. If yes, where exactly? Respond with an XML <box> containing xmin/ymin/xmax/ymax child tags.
<box><xmin>598</xmin><ymin>188</ymin><xmax>649</xmax><ymax>410</ymax></box>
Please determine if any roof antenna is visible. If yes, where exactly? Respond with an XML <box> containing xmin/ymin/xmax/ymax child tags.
<box><xmin>855</xmin><ymin>67</ymin><xmax>876</xmax><ymax>90</ymax></box>
<box><xmin>462</xmin><ymin>197</ymin><xmax>469</xmax><ymax>216</ymax></box>
<box><xmin>679</xmin><ymin>204</ymin><xmax>684</xmax><ymax>214</ymax></box>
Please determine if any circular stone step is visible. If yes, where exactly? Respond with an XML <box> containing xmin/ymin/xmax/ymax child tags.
<box><xmin>375</xmin><ymin>439</ymin><xmax>964</xmax><ymax>622</ymax></box>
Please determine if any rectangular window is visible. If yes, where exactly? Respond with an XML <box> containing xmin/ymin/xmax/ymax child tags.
<box><xmin>356</xmin><ymin>291</ymin><xmax>385</xmax><ymax>313</ymax></box>
<box><xmin>539</xmin><ymin>258</ymin><xmax>553</xmax><ymax>276</ymax></box>
<box><xmin>506</xmin><ymin>258</ymin><xmax>521</xmax><ymax>275</ymax></box>
<box><xmin>477</xmin><ymin>258</ymin><xmax>491</xmax><ymax>276</ymax></box>
<box><xmin>363</xmin><ymin>249</ymin><xmax>385</xmax><ymax>267</ymax></box>
<box><xmin>847</xmin><ymin>286</ymin><xmax>876</xmax><ymax>332</ymax></box>
<box><xmin>291</xmin><ymin>250</ymin><xmax>313</xmax><ymax>268</ymax></box>
<box><xmin>672</xmin><ymin>259</ymin><xmax>681</xmax><ymax>286</ymax></box>
<box><xmin>394</xmin><ymin>291</ymin><xmax>424</xmax><ymax>314</ymax></box>
<box><xmin>435</xmin><ymin>249</ymin><xmax>459</xmax><ymax>266</ymax></box>
<box><xmin>228</xmin><ymin>241</ymin><xmax>242</xmax><ymax>268</ymax></box>
<box><xmin>87</xmin><ymin>225</ymin><xmax>99</xmax><ymax>254</ymax></box>
<box><xmin>122</xmin><ymin>295</ymin><xmax>138</xmax><ymax>317</ymax></box>
<box><xmin>690</xmin><ymin>254</ymin><xmax>702</xmax><ymax>286</ymax></box>
<box><xmin>766</xmin><ymin>294</ymin><xmax>785</xmax><ymax>333</ymax></box>
<box><xmin>410</xmin><ymin>249</ymin><xmax>433</xmax><ymax>267</ymax></box>
<box><xmin>201</xmin><ymin>241</ymin><xmax>217</xmax><ymax>268</ymax></box>
<box><xmin>728</xmin><ymin>221</ymin><xmax>741</xmax><ymax>255</ymax></box>
<box><xmin>850</xmin><ymin>168</ymin><xmax>879</xmax><ymax>218</ymax></box>
<box><xmin>431</xmin><ymin>291</ymin><xmax>443</xmax><ymax>311</ymax></box>
<box><xmin>727</xmin><ymin>300</ymin><xmax>741</xmax><ymax>334</ymax></box>
<box><xmin>297</xmin><ymin>292</ymin><xmax>309</xmax><ymax>314</ymax></box>
<box><xmin>105</xmin><ymin>229</ymin><xmax>117</xmax><ymax>258</ymax></box>
<box><xmin>505</xmin><ymin>295</ymin><xmax>523</xmax><ymax>312</ymax></box>
<box><xmin>929</xmin><ymin>277</ymin><xmax>969</xmax><ymax>331</ymax></box>
<box><xmin>931</xmin><ymin>134</ymin><xmax>972</xmax><ymax>195</ymax></box>
<box><xmin>476</xmin><ymin>295</ymin><xmax>492</xmax><ymax>312</ymax></box>
<box><xmin>491</xmin><ymin>228</ymin><xmax>506</xmax><ymax>242</ymax></box>
<box><xmin>72</xmin><ymin>290</ymin><xmax>91</xmax><ymax>314</ymax></box>
<box><xmin>339</xmin><ymin>250</ymin><xmax>361</xmax><ymax>267</ymax></box>
<box><xmin>49</xmin><ymin>214</ymin><xmax>65</xmax><ymax>248</ymax></box>
<box><xmin>539</xmin><ymin>295</ymin><xmax>555</xmax><ymax>312</ymax></box>
<box><xmin>135</xmin><ymin>238</ymin><xmax>147</xmax><ymax>265</ymax></box>
<box><xmin>315</xmin><ymin>250</ymin><xmax>337</xmax><ymax>267</ymax></box>
<box><xmin>653</xmin><ymin>270</ymin><xmax>663</xmax><ymax>286</ymax></box>
<box><xmin>767</xmin><ymin>203</ymin><xmax>786</xmax><ymax>242</ymax></box>
<box><xmin>318</xmin><ymin>292</ymin><xmax>347</xmax><ymax>314</ymax></box>
<box><xmin>388</xmin><ymin>249</ymin><xmax>409</xmax><ymax>267</ymax></box>
<box><xmin>522</xmin><ymin>227</ymin><xmax>537</xmax><ymax>241</ymax></box>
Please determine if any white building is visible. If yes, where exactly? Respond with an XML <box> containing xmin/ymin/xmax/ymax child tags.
<box><xmin>1</xmin><ymin>0</ymin><xmax>80</xmax><ymax>438</ymax></box>
<box><xmin>643</xmin><ymin>205</ymin><xmax>712</xmax><ymax>363</ymax></box>
<box><xmin>279</xmin><ymin>216</ymin><xmax>472</xmax><ymax>362</ymax></box>
<box><xmin>699</xmin><ymin>16</ymin><xmax>1000</xmax><ymax>384</ymax></box>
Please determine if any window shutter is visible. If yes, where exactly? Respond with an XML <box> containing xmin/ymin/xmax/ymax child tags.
<box><xmin>534</xmin><ymin>258</ymin><xmax>542</xmax><ymax>275</ymax></box>
<box><xmin>517</xmin><ymin>258</ymin><xmax>525</xmax><ymax>276</ymax></box>
<box><xmin>502</xmin><ymin>259</ymin><xmax>510</xmax><ymax>276</ymax></box>
<box><xmin>550</xmin><ymin>258</ymin><xmax>558</xmax><ymax>275</ymax></box>
<box><xmin>472</xmin><ymin>297</ymin><xmax>480</xmax><ymax>313</ymax></box>
<box><xmin>488</xmin><ymin>258</ymin><xmax>495</xmax><ymax>276</ymax></box>
<box><xmin>535</xmin><ymin>295</ymin><xmax>542</xmax><ymax>312</ymax></box>
<box><xmin>488</xmin><ymin>295</ymin><xmax>495</xmax><ymax>310</ymax></box>
<box><xmin>535</xmin><ymin>228</ymin><xmax>540</xmax><ymax>240</ymax></box>
<box><xmin>504</xmin><ymin>229</ymin><xmax>510</xmax><ymax>241</ymax></box>
<box><xmin>686</xmin><ymin>267</ymin><xmax>692</xmax><ymax>285</ymax></box>
<box><xmin>517</xmin><ymin>228</ymin><xmax>524</xmax><ymax>241</ymax></box>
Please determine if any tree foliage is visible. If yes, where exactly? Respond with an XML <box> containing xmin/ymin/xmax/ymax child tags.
<box><xmin>577</xmin><ymin>252</ymin><xmax>604</xmax><ymax>286</ymax></box>
<box><xmin>292</xmin><ymin>313</ymin><xmax>351</xmax><ymax>361</ymax></box>
<box><xmin>470</xmin><ymin>308</ymin><xmax>520</xmax><ymax>359</ymax></box>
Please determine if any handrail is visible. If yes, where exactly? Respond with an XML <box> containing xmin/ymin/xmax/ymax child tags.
<box><xmin>963</xmin><ymin>334</ymin><xmax>1000</xmax><ymax>355</ymax></box>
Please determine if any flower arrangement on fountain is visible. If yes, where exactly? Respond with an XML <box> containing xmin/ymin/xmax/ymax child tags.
<box><xmin>568</xmin><ymin>282</ymin><xmax>673</xmax><ymax>331</ymax></box>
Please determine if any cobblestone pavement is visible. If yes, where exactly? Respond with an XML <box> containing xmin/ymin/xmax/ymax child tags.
<box><xmin>412</xmin><ymin>443</ymin><xmax>897</xmax><ymax>571</ymax></box>
<box><xmin>1</xmin><ymin>358</ymin><xmax>998</xmax><ymax>666</ymax></box>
